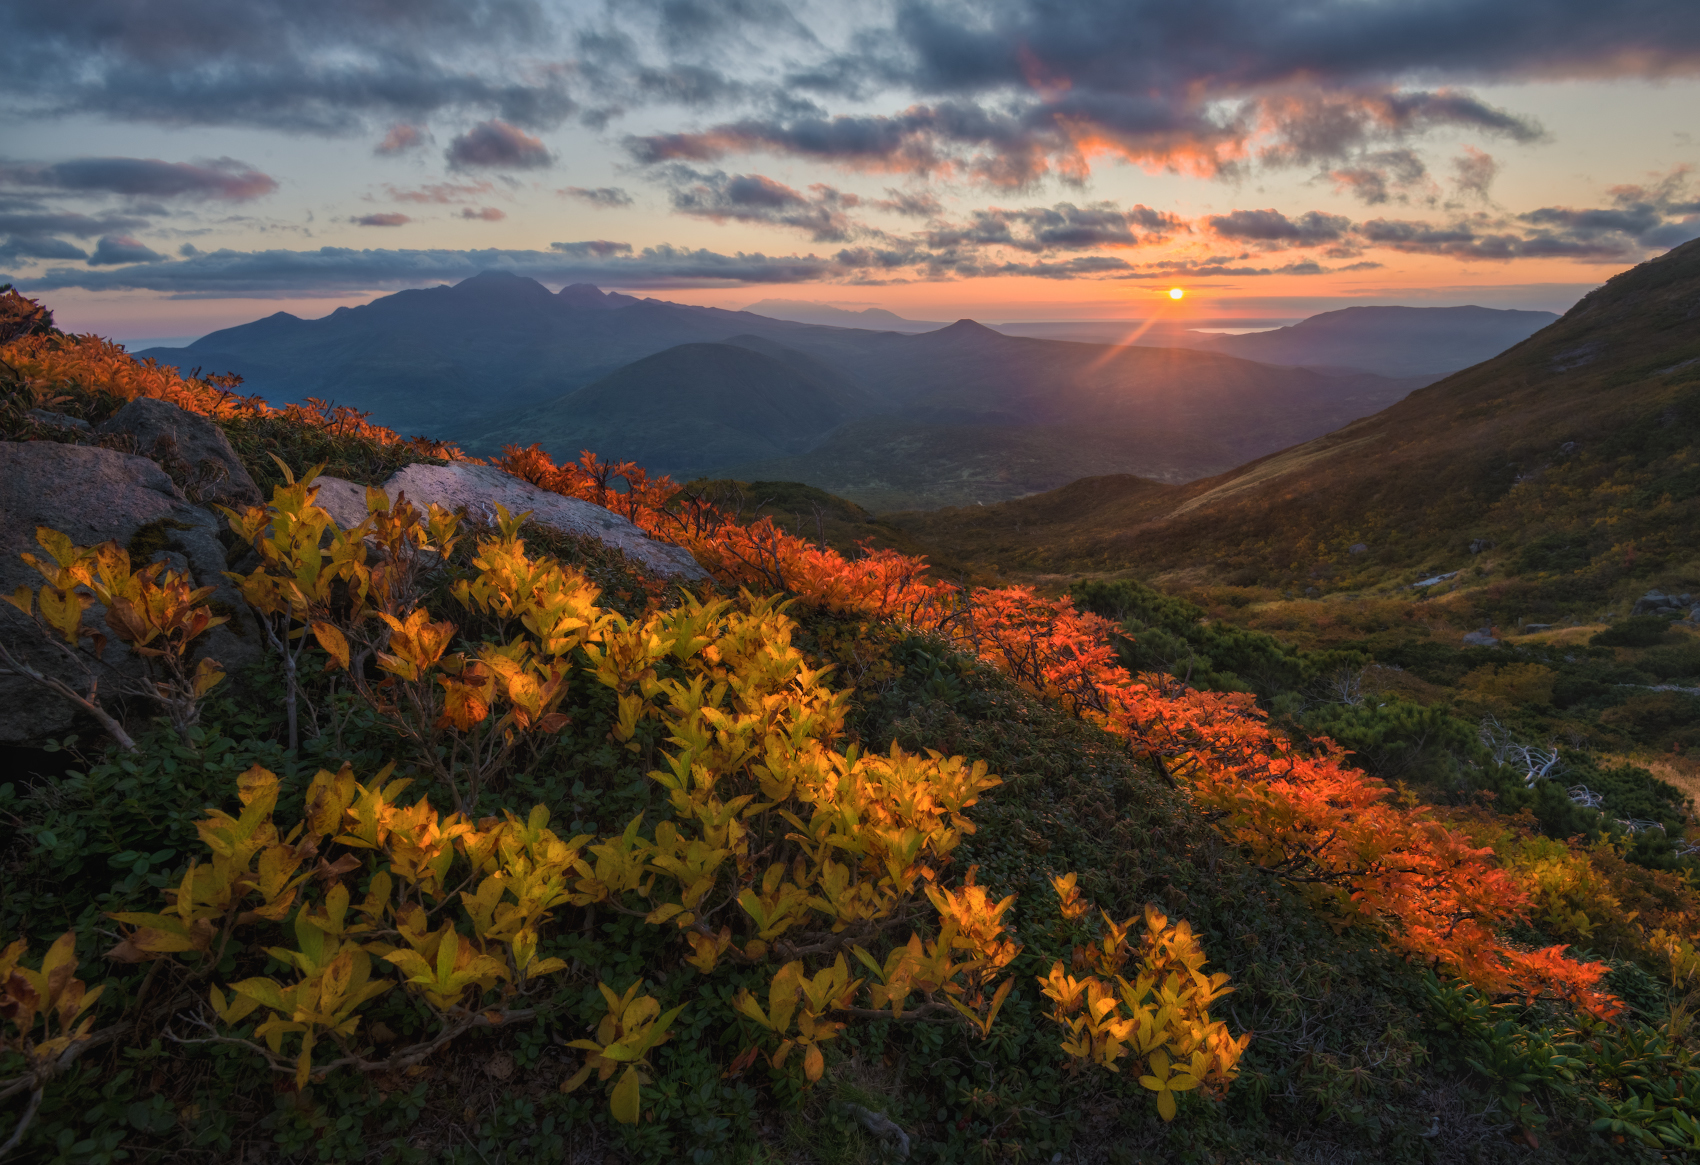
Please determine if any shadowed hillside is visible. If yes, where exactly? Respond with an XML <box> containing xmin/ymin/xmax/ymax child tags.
<box><xmin>1170</xmin><ymin>304</ymin><xmax>1559</xmax><ymax>377</ymax></box>
<box><xmin>891</xmin><ymin>237</ymin><xmax>1700</xmax><ymax>601</ymax></box>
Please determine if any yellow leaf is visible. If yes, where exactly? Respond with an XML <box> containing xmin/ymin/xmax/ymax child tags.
<box><xmin>610</xmin><ymin>1064</ymin><xmax>642</xmax><ymax>1124</ymax></box>
<box><xmin>311</xmin><ymin>622</ymin><xmax>351</xmax><ymax>670</ymax></box>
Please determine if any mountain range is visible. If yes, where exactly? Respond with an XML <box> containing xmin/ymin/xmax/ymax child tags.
<box><xmin>890</xmin><ymin>237</ymin><xmax>1700</xmax><ymax>601</ymax></box>
<box><xmin>138</xmin><ymin>277</ymin><xmax>1553</xmax><ymax>510</ymax></box>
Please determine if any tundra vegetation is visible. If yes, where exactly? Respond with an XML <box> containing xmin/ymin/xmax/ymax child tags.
<box><xmin>5</xmin><ymin>291</ymin><xmax>1700</xmax><ymax>1163</ymax></box>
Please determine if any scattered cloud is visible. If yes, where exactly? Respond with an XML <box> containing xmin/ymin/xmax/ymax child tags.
<box><xmin>446</xmin><ymin>120</ymin><xmax>552</xmax><ymax>170</ymax></box>
<box><xmin>383</xmin><ymin>181</ymin><xmax>496</xmax><ymax>205</ymax></box>
<box><xmin>0</xmin><ymin>209</ymin><xmax>149</xmax><ymax>238</ymax></box>
<box><xmin>88</xmin><ymin>234</ymin><xmax>165</xmax><ymax>265</ymax></box>
<box><xmin>0</xmin><ymin>156</ymin><xmax>277</xmax><ymax>201</ymax></box>
<box><xmin>375</xmin><ymin>124</ymin><xmax>426</xmax><ymax>155</ymax></box>
<box><xmin>559</xmin><ymin>186</ymin><xmax>634</xmax><ymax>208</ymax></box>
<box><xmin>666</xmin><ymin>168</ymin><xmax>860</xmax><ymax>241</ymax></box>
<box><xmin>1207</xmin><ymin>209</ymin><xmax>1351</xmax><ymax>244</ymax></box>
<box><xmin>352</xmin><ymin>213</ymin><xmax>410</xmax><ymax>227</ymax></box>
<box><xmin>871</xmin><ymin>190</ymin><xmax>942</xmax><ymax>218</ymax></box>
<box><xmin>551</xmin><ymin>240</ymin><xmax>634</xmax><ymax>257</ymax></box>
<box><xmin>1326</xmin><ymin>150</ymin><xmax>1432</xmax><ymax>206</ymax></box>
<box><xmin>1452</xmin><ymin>147</ymin><xmax>1499</xmax><ymax>201</ymax></box>
<box><xmin>460</xmin><ymin>206</ymin><xmax>507</xmax><ymax>221</ymax></box>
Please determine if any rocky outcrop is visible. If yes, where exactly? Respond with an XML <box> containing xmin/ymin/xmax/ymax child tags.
<box><xmin>95</xmin><ymin>397</ymin><xmax>263</xmax><ymax>509</ymax></box>
<box><xmin>0</xmin><ymin>441</ymin><xmax>262</xmax><ymax>745</ymax></box>
<box><xmin>308</xmin><ymin>463</ymin><xmax>709</xmax><ymax>581</ymax></box>
<box><xmin>1633</xmin><ymin>590</ymin><xmax>1696</xmax><ymax>617</ymax></box>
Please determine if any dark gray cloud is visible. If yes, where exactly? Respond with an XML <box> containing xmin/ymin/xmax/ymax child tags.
<box><xmin>446</xmin><ymin>120</ymin><xmax>554</xmax><ymax>170</ymax></box>
<box><xmin>666</xmin><ymin>168</ymin><xmax>859</xmax><ymax>241</ymax></box>
<box><xmin>0</xmin><ymin>236</ymin><xmax>88</xmax><ymax>261</ymax></box>
<box><xmin>0</xmin><ymin>0</ymin><xmax>574</xmax><ymax>132</ymax></box>
<box><xmin>0</xmin><ymin>209</ymin><xmax>149</xmax><ymax>238</ymax></box>
<box><xmin>0</xmin><ymin>156</ymin><xmax>278</xmax><ymax>201</ymax></box>
<box><xmin>352</xmin><ymin>213</ymin><xmax>410</xmax><ymax>227</ymax></box>
<box><xmin>559</xmin><ymin>186</ymin><xmax>635</xmax><ymax>208</ymax></box>
<box><xmin>551</xmin><ymin>240</ymin><xmax>633</xmax><ymax>257</ymax></box>
<box><xmin>88</xmin><ymin>235</ymin><xmax>166</xmax><ymax>265</ymax></box>
<box><xmin>1207</xmin><ymin>209</ymin><xmax>1351</xmax><ymax>244</ymax></box>
<box><xmin>460</xmin><ymin>206</ymin><xmax>507</xmax><ymax>221</ymax></box>
<box><xmin>926</xmin><ymin>201</ymin><xmax>1181</xmax><ymax>252</ymax></box>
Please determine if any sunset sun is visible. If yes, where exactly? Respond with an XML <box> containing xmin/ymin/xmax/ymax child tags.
<box><xmin>1169</xmin><ymin>288</ymin><xmax>1185</xmax><ymax>300</ymax></box>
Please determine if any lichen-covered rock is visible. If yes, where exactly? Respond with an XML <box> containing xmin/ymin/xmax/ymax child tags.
<box><xmin>308</xmin><ymin>464</ymin><xmax>708</xmax><ymax>581</ymax></box>
<box><xmin>0</xmin><ymin>441</ymin><xmax>262</xmax><ymax>744</ymax></box>
<box><xmin>95</xmin><ymin>397</ymin><xmax>263</xmax><ymax>509</ymax></box>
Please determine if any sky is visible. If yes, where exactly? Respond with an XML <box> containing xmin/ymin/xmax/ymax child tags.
<box><xmin>2</xmin><ymin>0</ymin><xmax>1699</xmax><ymax>340</ymax></box>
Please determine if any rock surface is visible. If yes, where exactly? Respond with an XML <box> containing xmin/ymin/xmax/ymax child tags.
<box><xmin>95</xmin><ymin>397</ymin><xmax>263</xmax><ymax>509</ymax></box>
<box><xmin>310</xmin><ymin>463</ymin><xmax>709</xmax><ymax>581</ymax></box>
<box><xmin>1461</xmin><ymin>630</ymin><xmax>1500</xmax><ymax>647</ymax></box>
<box><xmin>0</xmin><ymin>441</ymin><xmax>262</xmax><ymax>744</ymax></box>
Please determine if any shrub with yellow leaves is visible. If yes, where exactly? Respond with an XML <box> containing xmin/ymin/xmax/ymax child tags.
<box><xmin>1</xmin><ymin>526</ymin><xmax>227</xmax><ymax>749</ymax></box>
<box><xmin>1038</xmin><ymin>883</ymin><xmax>1249</xmax><ymax>1121</ymax></box>
<box><xmin>0</xmin><ymin>932</ymin><xmax>107</xmax><ymax>1156</ymax></box>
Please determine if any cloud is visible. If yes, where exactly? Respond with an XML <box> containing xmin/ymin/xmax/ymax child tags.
<box><xmin>375</xmin><ymin>124</ymin><xmax>426</xmax><ymax>155</ymax></box>
<box><xmin>0</xmin><ymin>0</ymin><xmax>575</xmax><ymax>133</ymax></box>
<box><xmin>0</xmin><ymin>156</ymin><xmax>277</xmax><ymax>201</ymax></box>
<box><xmin>927</xmin><ymin>201</ymin><xmax>1183</xmax><ymax>252</ymax></box>
<box><xmin>352</xmin><ymin>213</ymin><xmax>410</xmax><ymax>227</ymax></box>
<box><xmin>1452</xmin><ymin>147</ymin><xmax>1498</xmax><ymax>201</ymax></box>
<box><xmin>551</xmin><ymin>240</ymin><xmax>634</xmax><ymax>257</ymax></box>
<box><xmin>446</xmin><ymin>120</ymin><xmax>553</xmax><ymax>170</ymax></box>
<box><xmin>88</xmin><ymin>234</ymin><xmax>165</xmax><ymax>265</ymax></box>
<box><xmin>666</xmin><ymin>168</ymin><xmax>860</xmax><ymax>241</ymax></box>
<box><xmin>1326</xmin><ymin>149</ymin><xmax>1431</xmax><ymax>205</ymax></box>
<box><xmin>1207</xmin><ymin>209</ymin><xmax>1351</xmax><ymax>244</ymax></box>
<box><xmin>460</xmin><ymin>206</ymin><xmax>507</xmax><ymax>221</ymax></box>
<box><xmin>559</xmin><ymin>186</ymin><xmax>634</xmax><ymax>208</ymax></box>
<box><xmin>0</xmin><ymin>236</ymin><xmax>88</xmax><ymax>261</ymax></box>
<box><xmin>0</xmin><ymin>209</ymin><xmax>149</xmax><ymax>238</ymax></box>
<box><xmin>384</xmin><ymin>181</ymin><xmax>496</xmax><ymax>205</ymax></box>
<box><xmin>871</xmin><ymin>190</ymin><xmax>942</xmax><ymax>218</ymax></box>
<box><xmin>13</xmin><ymin>243</ymin><xmax>845</xmax><ymax>295</ymax></box>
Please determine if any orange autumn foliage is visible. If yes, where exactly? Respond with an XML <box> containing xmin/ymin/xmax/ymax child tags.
<box><xmin>5</xmin><ymin>332</ymin><xmax>465</xmax><ymax>458</ymax></box>
<box><xmin>495</xmin><ymin>443</ymin><xmax>1621</xmax><ymax>1018</ymax></box>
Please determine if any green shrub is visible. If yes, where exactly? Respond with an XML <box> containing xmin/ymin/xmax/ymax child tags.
<box><xmin>1593</xmin><ymin>616</ymin><xmax>1674</xmax><ymax>647</ymax></box>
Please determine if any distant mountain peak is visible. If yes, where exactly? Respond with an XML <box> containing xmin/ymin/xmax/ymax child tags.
<box><xmin>557</xmin><ymin>282</ymin><xmax>639</xmax><ymax>310</ymax></box>
<box><xmin>935</xmin><ymin>318</ymin><xmax>1001</xmax><ymax>337</ymax></box>
<box><xmin>450</xmin><ymin>270</ymin><xmax>554</xmax><ymax>303</ymax></box>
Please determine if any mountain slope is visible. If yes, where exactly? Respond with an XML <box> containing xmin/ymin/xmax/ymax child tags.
<box><xmin>891</xmin><ymin>239</ymin><xmax>1700</xmax><ymax>597</ymax></box>
<box><xmin>1167</xmin><ymin>304</ymin><xmax>1559</xmax><ymax>377</ymax></box>
<box><xmin>136</xmin><ymin>273</ymin><xmax>824</xmax><ymax>436</ymax></box>
<box><xmin>469</xmin><ymin>341</ymin><xmax>881</xmax><ymax>478</ymax></box>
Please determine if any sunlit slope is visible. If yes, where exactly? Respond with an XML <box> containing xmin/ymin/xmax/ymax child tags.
<box><xmin>892</xmin><ymin>238</ymin><xmax>1700</xmax><ymax>593</ymax></box>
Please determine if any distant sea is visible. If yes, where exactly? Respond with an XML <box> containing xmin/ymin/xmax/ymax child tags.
<box><xmin>989</xmin><ymin>319</ymin><xmax>1299</xmax><ymax>344</ymax></box>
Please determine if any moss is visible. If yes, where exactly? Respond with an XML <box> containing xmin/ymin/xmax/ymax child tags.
<box><xmin>125</xmin><ymin>518</ymin><xmax>195</xmax><ymax>561</ymax></box>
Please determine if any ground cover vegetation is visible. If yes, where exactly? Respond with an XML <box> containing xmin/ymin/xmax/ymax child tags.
<box><xmin>5</xmin><ymin>292</ymin><xmax>1700</xmax><ymax>1161</ymax></box>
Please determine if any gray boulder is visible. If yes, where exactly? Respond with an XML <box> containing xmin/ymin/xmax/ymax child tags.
<box><xmin>1461</xmin><ymin>630</ymin><xmax>1500</xmax><ymax>647</ymax></box>
<box><xmin>95</xmin><ymin>397</ymin><xmax>263</xmax><ymax>510</ymax></box>
<box><xmin>308</xmin><ymin>463</ymin><xmax>709</xmax><ymax>581</ymax></box>
<box><xmin>0</xmin><ymin>441</ymin><xmax>262</xmax><ymax>745</ymax></box>
<box><xmin>1633</xmin><ymin>590</ymin><xmax>1673</xmax><ymax>616</ymax></box>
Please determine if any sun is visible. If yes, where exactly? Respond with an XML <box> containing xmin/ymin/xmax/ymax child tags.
<box><xmin>1168</xmin><ymin>288</ymin><xmax>1185</xmax><ymax>300</ymax></box>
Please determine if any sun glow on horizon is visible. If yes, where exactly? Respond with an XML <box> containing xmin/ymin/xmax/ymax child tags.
<box><xmin>1169</xmin><ymin>288</ymin><xmax>1185</xmax><ymax>300</ymax></box>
